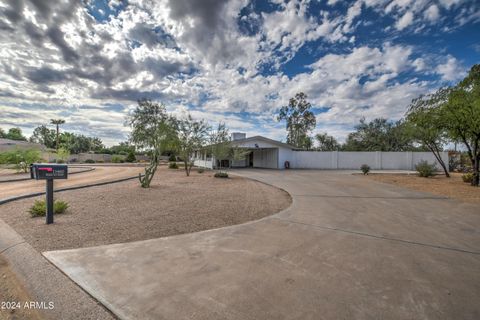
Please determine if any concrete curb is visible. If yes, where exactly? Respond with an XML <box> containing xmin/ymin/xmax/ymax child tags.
<box><xmin>0</xmin><ymin>219</ymin><xmax>116</xmax><ymax>320</ymax></box>
<box><xmin>0</xmin><ymin>174</ymin><xmax>142</xmax><ymax>205</ymax></box>
<box><xmin>0</xmin><ymin>166</ymin><xmax>95</xmax><ymax>183</ymax></box>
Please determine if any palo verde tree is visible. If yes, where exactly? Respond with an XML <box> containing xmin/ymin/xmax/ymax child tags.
<box><xmin>50</xmin><ymin>119</ymin><xmax>65</xmax><ymax>152</ymax></box>
<box><xmin>443</xmin><ymin>65</ymin><xmax>480</xmax><ymax>186</ymax></box>
<box><xmin>277</xmin><ymin>92</ymin><xmax>316</xmax><ymax>148</ymax></box>
<box><xmin>209</xmin><ymin>123</ymin><xmax>250</xmax><ymax>172</ymax></box>
<box><xmin>209</xmin><ymin>122</ymin><xmax>230</xmax><ymax>172</ymax></box>
<box><xmin>406</xmin><ymin>89</ymin><xmax>450</xmax><ymax>177</ymax></box>
<box><xmin>175</xmin><ymin>114</ymin><xmax>210</xmax><ymax>176</ymax></box>
<box><xmin>128</xmin><ymin>99</ymin><xmax>177</xmax><ymax>188</ymax></box>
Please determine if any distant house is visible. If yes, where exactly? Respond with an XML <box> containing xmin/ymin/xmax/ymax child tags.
<box><xmin>193</xmin><ymin>133</ymin><xmax>449</xmax><ymax>171</ymax></box>
<box><xmin>0</xmin><ymin>138</ymin><xmax>46</xmax><ymax>152</ymax></box>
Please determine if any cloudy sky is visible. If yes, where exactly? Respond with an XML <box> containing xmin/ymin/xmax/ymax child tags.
<box><xmin>0</xmin><ymin>0</ymin><xmax>479</xmax><ymax>145</ymax></box>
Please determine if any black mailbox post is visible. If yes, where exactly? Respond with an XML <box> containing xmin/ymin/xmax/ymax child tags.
<box><xmin>30</xmin><ymin>164</ymin><xmax>68</xmax><ymax>224</ymax></box>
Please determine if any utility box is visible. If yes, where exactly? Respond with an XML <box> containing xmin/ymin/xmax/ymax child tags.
<box><xmin>30</xmin><ymin>164</ymin><xmax>68</xmax><ymax>180</ymax></box>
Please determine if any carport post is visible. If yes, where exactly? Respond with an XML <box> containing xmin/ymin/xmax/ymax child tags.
<box><xmin>46</xmin><ymin>178</ymin><xmax>54</xmax><ymax>224</ymax></box>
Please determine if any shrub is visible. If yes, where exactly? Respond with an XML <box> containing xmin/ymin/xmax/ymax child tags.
<box><xmin>214</xmin><ymin>172</ymin><xmax>228</xmax><ymax>178</ymax></box>
<box><xmin>416</xmin><ymin>161</ymin><xmax>437</xmax><ymax>177</ymax></box>
<box><xmin>111</xmin><ymin>155</ymin><xmax>124</xmax><ymax>163</ymax></box>
<box><xmin>197</xmin><ymin>168</ymin><xmax>205</xmax><ymax>173</ymax></box>
<box><xmin>168</xmin><ymin>162</ymin><xmax>178</xmax><ymax>169</ymax></box>
<box><xmin>0</xmin><ymin>148</ymin><xmax>42</xmax><ymax>173</ymax></box>
<box><xmin>28</xmin><ymin>200</ymin><xmax>69</xmax><ymax>217</ymax></box>
<box><xmin>84</xmin><ymin>159</ymin><xmax>95</xmax><ymax>163</ymax></box>
<box><xmin>125</xmin><ymin>151</ymin><xmax>136</xmax><ymax>163</ymax></box>
<box><xmin>56</xmin><ymin>147</ymin><xmax>70</xmax><ymax>163</ymax></box>
<box><xmin>462</xmin><ymin>173</ymin><xmax>474</xmax><ymax>183</ymax></box>
<box><xmin>360</xmin><ymin>164</ymin><xmax>370</xmax><ymax>175</ymax></box>
<box><xmin>168</xmin><ymin>154</ymin><xmax>176</xmax><ymax>162</ymax></box>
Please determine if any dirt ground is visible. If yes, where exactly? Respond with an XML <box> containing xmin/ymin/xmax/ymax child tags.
<box><xmin>365</xmin><ymin>172</ymin><xmax>480</xmax><ymax>203</ymax></box>
<box><xmin>0</xmin><ymin>166</ymin><xmax>144</xmax><ymax>199</ymax></box>
<box><xmin>0</xmin><ymin>256</ymin><xmax>43</xmax><ymax>320</ymax></box>
<box><xmin>0</xmin><ymin>167</ymin><xmax>291</xmax><ymax>252</ymax></box>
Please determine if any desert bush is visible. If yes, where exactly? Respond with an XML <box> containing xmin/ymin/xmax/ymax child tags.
<box><xmin>168</xmin><ymin>154</ymin><xmax>176</xmax><ymax>162</ymax></box>
<box><xmin>111</xmin><ymin>155</ymin><xmax>124</xmax><ymax>163</ymax></box>
<box><xmin>168</xmin><ymin>162</ymin><xmax>178</xmax><ymax>169</ymax></box>
<box><xmin>214</xmin><ymin>172</ymin><xmax>228</xmax><ymax>178</ymax></box>
<box><xmin>416</xmin><ymin>161</ymin><xmax>436</xmax><ymax>177</ymax></box>
<box><xmin>0</xmin><ymin>148</ymin><xmax>42</xmax><ymax>173</ymax></box>
<box><xmin>360</xmin><ymin>164</ymin><xmax>370</xmax><ymax>175</ymax></box>
<box><xmin>462</xmin><ymin>173</ymin><xmax>474</xmax><ymax>183</ymax></box>
<box><xmin>28</xmin><ymin>200</ymin><xmax>69</xmax><ymax>217</ymax></box>
<box><xmin>84</xmin><ymin>159</ymin><xmax>95</xmax><ymax>163</ymax></box>
<box><xmin>197</xmin><ymin>168</ymin><xmax>205</xmax><ymax>173</ymax></box>
<box><xmin>56</xmin><ymin>147</ymin><xmax>70</xmax><ymax>163</ymax></box>
<box><xmin>125</xmin><ymin>151</ymin><xmax>136</xmax><ymax>163</ymax></box>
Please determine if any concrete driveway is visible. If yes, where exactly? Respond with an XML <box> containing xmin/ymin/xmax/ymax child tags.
<box><xmin>44</xmin><ymin>170</ymin><xmax>480</xmax><ymax>320</ymax></box>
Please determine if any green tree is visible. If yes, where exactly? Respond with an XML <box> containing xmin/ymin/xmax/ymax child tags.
<box><xmin>406</xmin><ymin>89</ymin><xmax>450</xmax><ymax>177</ymax></box>
<box><xmin>0</xmin><ymin>148</ymin><xmax>42</xmax><ymax>173</ymax></box>
<box><xmin>443</xmin><ymin>65</ymin><xmax>480</xmax><ymax>186</ymax></box>
<box><xmin>50</xmin><ymin>119</ymin><xmax>65</xmax><ymax>152</ymax></box>
<box><xmin>109</xmin><ymin>142</ymin><xmax>135</xmax><ymax>155</ymax></box>
<box><xmin>0</xmin><ymin>128</ymin><xmax>6</xmax><ymax>138</ymax></box>
<box><xmin>315</xmin><ymin>132</ymin><xmax>339</xmax><ymax>151</ymax></box>
<box><xmin>175</xmin><ymin>114</ymin><xmax>210</xmax><ymax>176</ymax></box>
<box><xmin>89</xmin><ymin>137</ymin><xmax>104</xmax><ymax>152</ymax></box>
<box><xmin>6</xmin><ymin>127</ymin><xmax>27</xmax><ymax>141</ymax></box>
<box><xmin>343</xmin><ymin>118</ymin><xmax>417</xmax><ymax>151</ymax></box>
<box><xmin>125</xmin><ymin>150</ymin><xmax>136</xmax><ymax>163</ymax></box>
<box><xmin>29</xmin><ymin>125</ymin><xmax>56</xmax><ymax>148</ymax></box>
<box><xmin>209</xmin><ymin>122</ymin><xmax>231</xmax><ymax>171</ymax></box>
<box><xmin>277</xmin><ymin>92</ymin><xmax>316</xmax><ymax>148</ymax></box>
<box><xmin>127</xmin><ymin>99</ymin><xmax>177</xmax><ymax>188</ymax></box>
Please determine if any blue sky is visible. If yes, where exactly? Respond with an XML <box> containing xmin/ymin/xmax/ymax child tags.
<box><xmin>0</xmin><ymin>0</ymin><xmax>479</xmax><ymax>145</ymax></box>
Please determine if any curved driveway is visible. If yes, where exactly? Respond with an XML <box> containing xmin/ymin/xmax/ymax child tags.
<box><xmin>45</xmin><ymin>170</ymin><xmax>480</xmax><ymax>320</ymax></box>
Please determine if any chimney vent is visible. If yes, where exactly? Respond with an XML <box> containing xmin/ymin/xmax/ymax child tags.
<box><xmin>231</xmin><ymin>132</ymin><xmax>246</xmax><ymax>141</ymax></box>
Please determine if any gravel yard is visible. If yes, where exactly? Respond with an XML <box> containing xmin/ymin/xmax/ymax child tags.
<box><xmin>0</xmin><ymin>168</ymin><xmax>291</xmax><ymax>252</ymax></box>
<box><xmin>365</xmin><ymin>172</ymin><xmax>480</xmax><ymax>203</ymax></box>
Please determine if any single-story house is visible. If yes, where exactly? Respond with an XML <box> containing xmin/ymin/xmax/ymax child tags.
<box><xmin>193</xmin><ymin>133</ymin><xmax>449</xmax><ymax>171</ymax></box>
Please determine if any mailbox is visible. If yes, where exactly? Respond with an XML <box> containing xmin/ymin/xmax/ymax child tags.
<box><xmin>30</xmin><ymin>163</ymin><xmax>69</xmax><ymax>225</ymax></box>
<box><xmin>31</xmin><ymin>164</ymin><xmax>68</xmax><ymax>180</ymax></box>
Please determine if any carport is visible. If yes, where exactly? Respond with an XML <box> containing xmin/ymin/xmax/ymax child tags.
<box><xmin>231</xmin><ymin>147</ymin><xmax>279</xmax><ymax>169</ymax></box>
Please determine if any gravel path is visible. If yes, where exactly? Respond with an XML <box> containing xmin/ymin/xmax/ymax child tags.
<box><xmin>0</xmin><ymin>168</ymin><xmax>291</xmax><ymax>252</ymax></box>
<box><xmin>0</xmin><ymin>166</ymin><xmax>92</xmax><ymax>182</ymax></box>
<box><xmin>0</xmin><ymin>166</ymin><xmax>144</xmax><ymax>199</ymax></box>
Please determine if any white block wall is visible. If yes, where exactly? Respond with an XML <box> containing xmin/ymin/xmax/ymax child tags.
<box><xmin>288</xmin><ymin>151</ymin><xmax>448</xmax><ymax>170</ymax></box>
